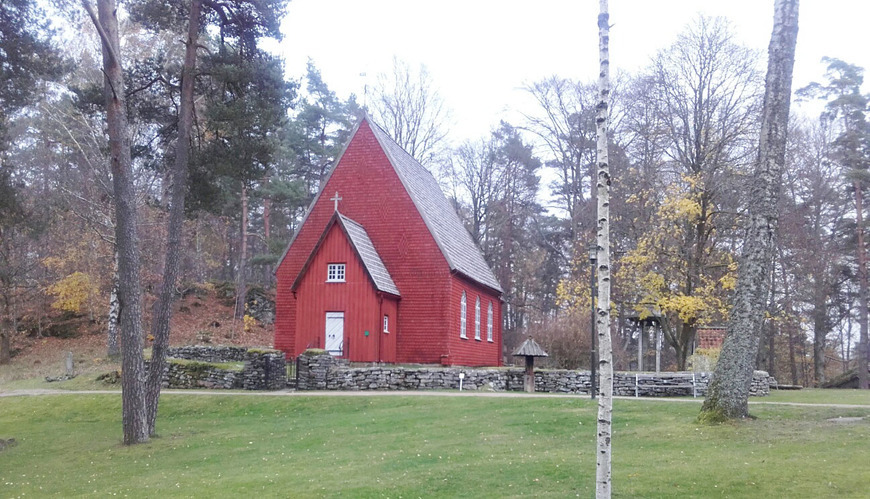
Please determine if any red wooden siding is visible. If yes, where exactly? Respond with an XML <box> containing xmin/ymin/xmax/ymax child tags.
<box><xmin>294</xmin><ymin>223</ymin><xmax>397</xmax><ymax>362</ymax></box>
<box><xmin>275</xmin><ymin>119</ymin><xmax>501</xmax><ymax>366</ymax></box>
<box><xmin>379</xmin><ymin>297</ymin><xmax>398</xmax><ymax>363</ymax></box>
<box><xmin>446</xmin><ymin>274</ymin><xmax>503</xmax><ymax>366</ymax></box>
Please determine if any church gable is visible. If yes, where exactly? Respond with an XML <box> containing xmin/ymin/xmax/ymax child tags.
<box><xmin>292</xmin><ymin>212</ymin><xmax>399</xmax><ymax>297</ymax></box>
<box><xmin>291</xmin><ymin>219</ymin><xmax>397</xmax><ymax>362</ymax></box>
<box><xmin>276</xmin><ymin>117</ymin><xmax>449</xmax><ymax>287</ymax></box>
<box><xmin>276</xmin><ymin>116</ymin><xmax>502</xmax><ymax>365</ymax></box>
<box><xmin>277</xmin><ymin>116</ymin><xmax>501</xmax><ymax>295</ymax></box>
<box><xmin>293</xmin><ymin>220</ymin><xmax>368</xmax><ymax>293</ymax></box>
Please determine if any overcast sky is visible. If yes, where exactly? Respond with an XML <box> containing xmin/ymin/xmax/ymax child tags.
<box><xmin>279</xmin><ymin>0</ymin><xmax>869</xmax><ymax>144</ymax></box>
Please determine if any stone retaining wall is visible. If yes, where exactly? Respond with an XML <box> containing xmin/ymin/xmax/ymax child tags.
<box><xmin>295</xmin><ymin>351</ymin><xmax>772</xmax><ymax>397</ymax></box>
<box><xmin>243</xmin><ymin>351</ymin><xmax>287</xmax><ymax>390</ymax></box>
<box><xmin>160</xmin><ymin>361</ymin><xmax>244</xmax><ymax>389</ymax></box>
<box><xmin>165</xmin><ymin>345</ymin><xmax>250</xmax><ymax>363</ymax></box>
<box><xmin>147</xmin><ymin>346</ymin><xmax>286</xmax><ymax>390</ymax></box>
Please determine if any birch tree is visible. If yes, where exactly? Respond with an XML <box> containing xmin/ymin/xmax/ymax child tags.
<box><xmin>700</xmin><ymin>0</ymin><xmax>800</xmax><ymax>421</ymax></box>
<box><xmin>594</xmin><ymin>0</ymin><xmax>613</xmax><ymax>496</ymax></box>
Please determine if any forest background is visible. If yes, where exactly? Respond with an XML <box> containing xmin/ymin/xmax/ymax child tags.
<box><xmin>2</xmin><ymin>0</ymin><xmax>869</xmax><ymax>389</ymax></box>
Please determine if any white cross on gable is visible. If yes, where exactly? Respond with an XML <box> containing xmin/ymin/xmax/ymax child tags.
<box><xmin>330</xmin><ymin>192</ymin><xmax>342</xmax><ymax>212</ymax></box>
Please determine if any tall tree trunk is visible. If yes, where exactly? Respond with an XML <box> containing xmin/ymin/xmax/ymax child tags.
<box><xmin>594</xmin><ymin>1</ymin><xmax>613</xmax><ymax>497</ymax></box>
<box><xmin>701</xmin><ymin>0</ymin><xmax>799</xmax><ymax>421</ymax></box>
<box><xmin>675</xmin><ymin>322</ymin><xmax>694</xmax><ymax>371</ymax></box>
<box><xmin>83</xmin><ymin>0</ymin><xmax>148</xmax><ymax>444</ymax></box>
<box><xmin>842</xmin><ymin>312</ymin><xmax>853</xmax><ymax>374</ymax></box>
<box><xmin>787</xmin><ymin>320</ymin><xmax>799</xmax><ymax>385</ymax></box>
<box><xmin>263</xmin><ymin>175</ymin><xmax>273</xmax><ymax>285</ymax></box>
<box><xmin>0</xmin><ymin>330</ymin><xmax>9</xmax><ymax>364</ymax></box>
<box><xmin>234</xmin><ymin>184</ymin><xmax>249</xmax><ymax>325</ymax></box>
<box><xmin>1</xmin><ymin>296</ymin><xmax>11</xmax><ymax>365</ymax></box>
<box><xmin>812</xmin><ymin>287</ymin><xmax>827</xmax><ymax>386</ymax></box>
<box><xmin>144</xmin><ymin>0</ymin><xmax>202</xmax><ymax>437</ymax></box>
<box><xmin>263</xmin><ymin>176</ymin><xmax>271</xmax><ymax>242</ymax></box>
<box><xmin>854</xmin><ymin>181</ymin><xmax>869</xmax><ymax>389</ymax></box>
<box><xmin>765</xmin><ymin>263</ymin><xmax>776</xmax><ymax>377</ymax></box>
<box><xmin>107</xmin><ymin>251</ymin><xmax>119</xmax><ymax>359</ymax></box>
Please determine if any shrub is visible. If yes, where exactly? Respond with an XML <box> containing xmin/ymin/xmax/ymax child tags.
<box><xmin>243</xmin><ymin>314</ymin><xmax>256</xmax><ymax>332</ymax></box>
<box><xmin>46</xmin><ymin>272</ymin><xmax>98</xmax><ymax>315</ymax></box>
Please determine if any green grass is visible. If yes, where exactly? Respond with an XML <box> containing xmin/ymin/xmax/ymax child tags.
<box><xmin>1</xmin><ymin>393</ymin><xmax>868</xmax><ymax>497</ymax></box>
<box><xmin>761</xmin><ymin>388</ymin><xmax>870</xmax><ymax>405</ymax></box>
<box><xmin>0</xmin><ymin>369</ymin><xmax>120</xmax><ymax>391</ymax></box>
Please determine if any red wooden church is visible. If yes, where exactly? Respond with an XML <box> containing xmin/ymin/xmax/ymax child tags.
<box><xmin>275</xmin><ymin>116</ymin><xmax>503</xmax><ymax>366</ymax></box>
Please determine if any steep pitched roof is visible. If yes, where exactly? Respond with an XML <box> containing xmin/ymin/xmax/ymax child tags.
<box><xmin>367</xmin><ymin>119</ymin><xmax>503</xmax><ymax>293</ymax></box>
<box><xmin>278</xmin><ymin>115</ymin><xmax>502</xmax><ymax>294</ymax></box>
<box><xmin>337</xmin><ymin>214</ymin><xmax>400</xmax><ymax>296</ymax></box>
<box><xmin>291</xmin><ymin>212</ymin><xmax>400</xmax><ymax>296</ymax></box>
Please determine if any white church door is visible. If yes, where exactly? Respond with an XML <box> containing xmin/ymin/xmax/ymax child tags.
<box><xmin>325</xmin><ymin>312</ymin><xmax>344</xmax><ymax>356</ymax></box>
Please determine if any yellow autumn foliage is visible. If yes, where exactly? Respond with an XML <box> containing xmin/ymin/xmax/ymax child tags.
<box><xmin>243</xmin><ymin>314</ymin><xmax>257</xmax><ymax>332</ymax></box>
<box><xmin>615</xmin><ymin>174</ymin><xmax>736</xmax><ymax>329</ymax></box>
<box><xmin>658</xmin><ymin>294</ymin><xmax>707</xmax><ymax>323</ymax></box>
<box><xmin>47</xmin><ymin>272</ymin><xmax>98</xmax><ymax>314</ymax></box>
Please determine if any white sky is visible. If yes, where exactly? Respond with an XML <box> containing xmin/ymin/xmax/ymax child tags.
<box><xmin>279</xmin><ymin>0</ymin><xmax>869</xmax><ymax>144</ymax></box>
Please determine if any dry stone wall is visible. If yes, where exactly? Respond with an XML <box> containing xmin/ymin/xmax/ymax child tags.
<box><xmin>161</xmin><ymin>362</ymin><xmax>243</xmax><ymax>389</ymax></box>
<box><xmin>295</xmin><ymin>351</ymin><xmax>772</xmax><ymax>397</ymax></box>
<box><xmin>165</xmin><ymin>345</ymin><xmax>250</xmax><ymax>363</ymax></box>
<box><xmin>147</xmin><ymin>346</ymin><xmax>286</xmax><ymax>390</ymax></box>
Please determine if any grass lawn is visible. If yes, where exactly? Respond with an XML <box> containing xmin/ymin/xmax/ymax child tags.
<box><xmin>1</xmin><ymin>392</ymin><xmax>868</xmax><ymax>498</ymax></box>
<box><xmin>760</xmin><ymin>388</ymin><xmax>870</xmax><ymax>405</ymax></box>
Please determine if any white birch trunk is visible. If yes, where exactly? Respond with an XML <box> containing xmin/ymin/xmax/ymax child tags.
<box><xmin>107</xmin><ymin>251</ymin><xmax>119</xmax><ymax>359</ymax></box>
<box><xmin>233</xmin><ymin>184</ymin><xmax>249</xmax><ymax>338</ymax></box>
<box><xmin>595</xmin><ymin>1</ymin><xmax>613</xmax><ymax>497</ymax></box>
<box><xmin>701</xmin><ymin>0</ymin><xmax>799</xmax><ymax>420</ymax></box>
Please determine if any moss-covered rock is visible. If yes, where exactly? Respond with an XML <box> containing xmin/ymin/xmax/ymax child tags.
<box><xmin>168</xmin><ymin>358</ymin><xmax>244</xmax><ymax>372</ymax></box>
<box><xmin>247</xmin><ymin>347</ymin><xmax>281</xmax><ymax>355</ymax></box>
<box><xmin>302</xmin><ymin>348</ymin><xmax>328</xmax><ymax>356</ymax></box>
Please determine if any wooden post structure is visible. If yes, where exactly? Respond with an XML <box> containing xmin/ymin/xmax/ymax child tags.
<box><xmin>512</xmin><ymin>338</ymin><xmax>548</xmax><ymax>393</ymax></box>
<box><xmin>524</xmin><ymin>356</ymin><xmax>535</xmax><ymax>393</ymax></box>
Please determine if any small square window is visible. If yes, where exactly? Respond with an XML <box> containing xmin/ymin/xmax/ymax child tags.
<box><xmin>327</xmin><ymin>263</ymin><xmax>345</xmax><ymax>282</ymax></box>
<box><xmin>383</xmin><ymin>315</ymin><xmax>389</xmax><ymax>333</ymax></box>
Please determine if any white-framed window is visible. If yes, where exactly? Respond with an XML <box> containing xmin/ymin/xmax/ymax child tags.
<box><xmin>460</xmin><ymin>291</ymin><xmax>467</xmax><ymax>338</ymax></box>
<box><xmin>487</xmin><ymin>301</ymin><xmax>494</xmax><ymax>342</ymax></box>
<box><xmin>474</xmin><ymin>296</ymin><xmax>481</xmax><ymax>340</ymax></box>
<box><xmin>383</xmin><ymin>314</ymin><xmax>389</xmax><ymax>333</ymax></box>
<box><xmin>327</xmin><ymin>263</ymin><xmax>345</xmax><ymax>282</ymax></box>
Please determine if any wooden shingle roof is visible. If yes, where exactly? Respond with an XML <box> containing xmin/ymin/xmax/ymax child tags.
<box><xmin>337</xmin><ymin>214</ymin><xmax>400</xmax><ymax>296</ymax></box>
<box><xmin>513</xmin><ymin>338</ymin><xmax>549</xmax><ymax>357</ymax></box>
<box><xmin>368</xmin><ymin>119</ymin><xmax>503</xmax><ymax>293</ymax></box>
